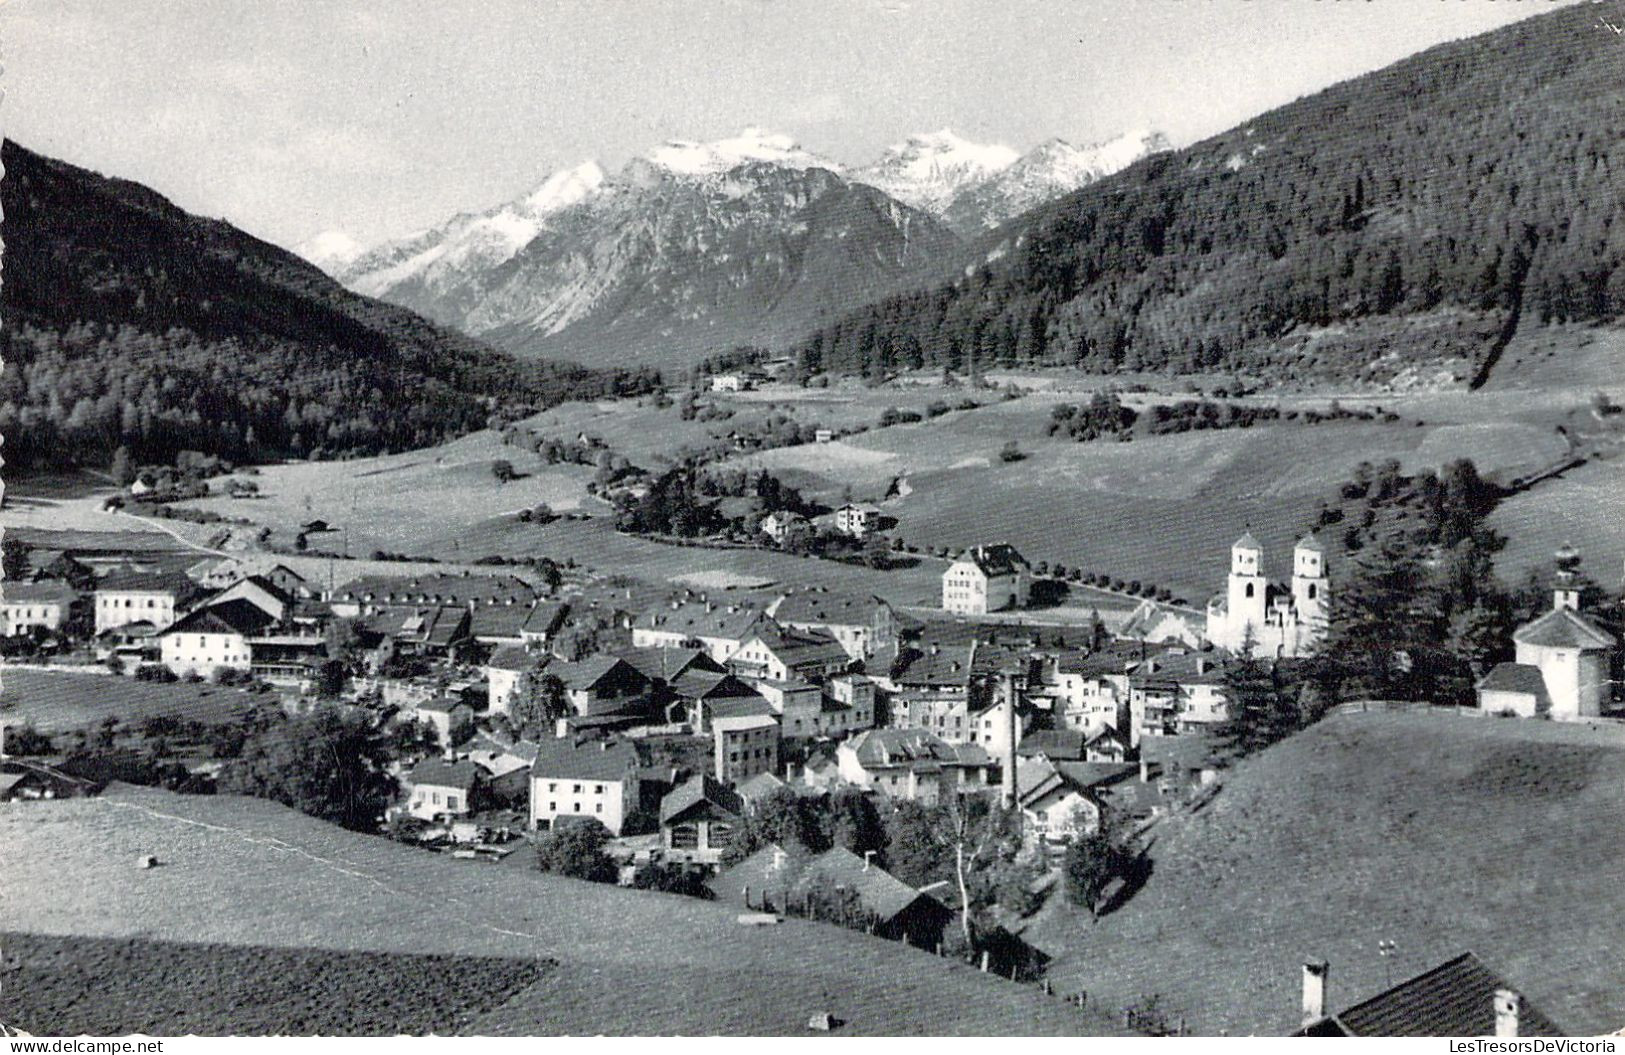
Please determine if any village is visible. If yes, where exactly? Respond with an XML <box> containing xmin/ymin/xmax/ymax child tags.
<box><xmin>5</xmin><ymin>485</ymin><xmax>1621</xmax><ymax>1008</ymax></box>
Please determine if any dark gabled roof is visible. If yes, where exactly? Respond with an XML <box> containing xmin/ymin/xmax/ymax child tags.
<box><xmin>162</xmin><ymin>601</ymin><xmax>268</xmax><ymax>637</ymax></box>
<box><xmin>486</xmin><ymin>644</ymin><xmax>536</xmax><ymax>672</ymax></box>
<box><xmin>771</xmin><ymin>589</ymin><xmax>889</xmax><ymax>627</ymax></box>
<box><xmin>469</xmin><ymin>604</ymin><xmax>533</xmax><ymax>640</ymax></box>
<box><xmin>334</xmin><ymin>572</ymin><xmax>537</xmax><ymax>607</ymax></box>
<box><xmin>659</xmin><ymin>773</ymin><xmax>745</xmax><ymax>824</ymax></box>
<box><xmin>1053</xmin><ymin>761</ymin><xmax>1138</xmax><ymax>789</ymax></box>
<box><xmin>550</xmin><ymin>654</ymin><xmax>644</xmax><ymax>692</ymax></box>
<box><xmin>1128</xmin><ymin>649</ymin><xmax>1229</xmax><ymax>687</ymax></box>
<box><xmin>1019</xmin><ymin>729</ymin><xmax>1088</xmax><ymax>761</ymax></box>
<box><xmin>618</xmin><ymin>645</ymin><xmax>723</xmax><ymax>684</ymax></box>
<box><xmin>706</xmin><ymin>844</ymin><xmax>939</xmax><ymax>923</ymax></box>
<box><xmin>892</xmin><ymin>644</ymin><xmax>976</xmax><ymax>688</ymax></box>
<box><xmin>1512</xmin><ymin>607</ymin><xmax>1616</xmax><ymax>650</ymax></box>
<box><xmin>96</xmin><ymin>569</ymin><xmax>196</xmax><ymax>596</ymax></box>
<box><xmin>746</xmin><ymin>625</ymin><xmax>851</xmax><ymax>671</ymax></box>
<box><xmin>406</xmin><ymin>758</ymin><xmax>483</xmax><ymax>791</ymax></box>
<box><xmin>520</xmin><ymin>601</ymin><xmax>569</xmax><ymax>635</ymax></box>
<box><xmin>951</xmin><ymin>542</ymin><xmax>1029</xmax><ymax>577</ymax></box>
<box><xmin>529</xmin><ymin>736</ymin><xmax>642</xmax><ymax>783</ymax></box>
<box><xmin>415</xmin><ymin>697</ymin><xmax>471</xmax><ymax>714</ymax></box>
<box><xmin>670</xmin><ymin>669</ymin><xmax>755</xmax><ymax>702</ymax></box>
<box><xmin>706</xmin><ymin>695</ymin><xmax>777</xmax><ymax>722</ymax></box>
<box><xmin>634</xmin><ymin>598</ymin><xmax>767</xmax><ymax>640</ymax></box>
<box><xmin>1300</xmin><ymin>953</ymin><xmax>1565</xmax><ymax>1037</ymax></box>
<box><xmin>1476</xmin><ymin>662</ymin><xmax>1551</xmax><ymax>702</ymax></box>
<box><xmin>844</xmin><ymin>728</ymin><xmax>990</xmax><ymax>770</ymax></box>
<box><xmin>1</xmin><ymin>582</ymin><xmax>79</xmax><ymax>605</ymax></box>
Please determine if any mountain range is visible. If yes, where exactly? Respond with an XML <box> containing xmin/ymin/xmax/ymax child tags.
<box><xmin>313</xmin><ymin>128</ymin><xmax>1169</xmax><ymax>366</ymax></box>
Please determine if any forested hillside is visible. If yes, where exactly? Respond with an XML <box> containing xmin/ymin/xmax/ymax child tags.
<box><xmin>0</xmin><ymin>141</ymin><xmax>658</xmax><ymax>474</ymax></box>
<box><xmin>792</xmin><ymin>4</ymin><xmax>1625</xmax><ymax>385</ymax></box>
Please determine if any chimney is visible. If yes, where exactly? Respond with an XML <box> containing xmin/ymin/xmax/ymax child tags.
<box><xmin>599</xmin><ymin>740</ymin><xmax>611</xmax><ymax>752</ymax></box>
<box><xmin>1139</xmin><ymin>758</ymin><xmax>1151</xmax><ymax>783</ymax></box>
<box><xmin>1301</xmin><ymin>961</ymin><xmax>1329</xmax><ymax>1027</ymax></box>
<box><xmin>863</xmin><ymin>850</ymin><xmax>876</xmax><ymax>872</ymax></box>
<box><xmin>1494</xmin><ymin>989</ymin><xmax>1521</xmax><ymax>1038</ymax></box>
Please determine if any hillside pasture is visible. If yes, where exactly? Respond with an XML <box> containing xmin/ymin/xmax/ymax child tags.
<box><xmin>0</xmin><ymin>785</ymin><xmax>1124</xmax><ymax>1036</ymax></box>
<box><xmin>0</xmin><ymin>670</ymin><xmax>263</xmax><ymax>734</ymax></box>
<box><xmin>1027</xmin><ymin>710</ymin><xmax>1625</xmax><ymax>1036</ymax></box>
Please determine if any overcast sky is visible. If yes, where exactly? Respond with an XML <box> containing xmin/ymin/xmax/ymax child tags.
<box><xmin>1</xmin><ymin>0</ymin><xmax>1578</xmax><ymax>250</ymax></box>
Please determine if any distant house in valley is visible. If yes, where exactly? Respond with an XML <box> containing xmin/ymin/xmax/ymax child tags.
<box><xmin>707</xmin><ymin>845</ymin><xmax>953</xmax><ymax>950</ymax></box>
<box><xmin>814</xmin><ymin>428</ymin><xmax>835</xmax><ymax>444</ymax></box>
<box><xmin>659</xmin><ymin>774</ymin><xmax>745</xmax><ymax>866</ymax></box>
<box><xmin>834</xmin><ymin>503</ymin><xmax>881</xmax><ymax>539</ymax></box>
<box><xmin>942</xmin><ymin>543</ymin><xmax>1030</xmax><ymax>614</ymax></box>
<box><xmin>759</xmin><ymin>510</ymin><xmax>808</xmax><ymax>545</ymax></box>
<box><xmin>402</xmin><ymin>759</ymin><xmax>487</xmax><ymax>822</ymax></box>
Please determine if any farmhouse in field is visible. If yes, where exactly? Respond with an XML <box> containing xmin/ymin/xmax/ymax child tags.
<box><xmin>1205</xmin><ymin>533</ymin><xmax>1328</xmax><ymax>658</ymax></box>
<box><xmin>942</xmin><ymin>543</ymin><xmax>1031</xmax><ymax>614</ymax></box>
<box><xmin>2</xmin><ymin>582</ymin><xmax>77</xmax><ymax>637</ymax></box>
<box><xmin>1477</xmin><ymin>545</ymin><xmax>1618</xmax><ymax>719</ymax></box>
<box><xmin>759</xmin><ymin>510</ymin><xmax>808</xmax><ymax>545</ymax></box>
<box><xmin>708</xmin><ymin>844</ymin><xmax>953</xmax><ymax>950</ymax></box>
<box><xmin>834</xmin><ymin>502</ymin><xmax>881</xmax><ymax>539</ymax></box>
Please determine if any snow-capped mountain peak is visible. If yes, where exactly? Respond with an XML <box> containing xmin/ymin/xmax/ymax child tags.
<box><xmin>643</xmin><ymin>128</ymin><xmax>841</xmax><ymax>177</ymax></box>
<box><xmin>296</xmin><ymin>229</ymin><xmax>367</xmax><ymax>274</ymax></box>
<box><xmin>852</xmin><ymin>128</ymin><xmax>1020</xmax><ymax>212</ymax></box>
<box><xmin>941</xmin><ymin>128</ymin><xmax>1172</xmax><ymax>233</ymax></box>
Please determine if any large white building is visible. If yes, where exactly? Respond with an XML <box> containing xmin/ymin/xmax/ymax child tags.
<box><xmin>942</xmin><ymin>543</ymin><xmax>1031</xmax><ymax>615</ymax></box>
<box><xmin>1205</xmin><ymin>533</ymin><xmax>1328</xmax><ymax>658</ymax></box>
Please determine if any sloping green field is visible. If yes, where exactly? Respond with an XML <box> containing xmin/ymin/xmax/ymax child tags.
<box><xmin>0</xmin><ymin>785</ymin><xmax>1122</xmax><ymax>1036</ymax></box>
<box><xmin>1028</xmin><ymin>710</ymin><xmax>1625</xmax><ymax>1036</ymax></box>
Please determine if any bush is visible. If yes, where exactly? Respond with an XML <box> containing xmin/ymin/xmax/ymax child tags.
<box><xmin>134</xmin><ymin>663</ymin><xmax>178</xmax><ymax>683</ymax></box>
<box><xmin>535</xmin><ymin>819</ymin><xmax>617</xmax><ymax>883</ymax></box>
<box><xmin>2</xmin><ymin>724</ymin><xmax>54</xmax><ymax>756</ymax></box>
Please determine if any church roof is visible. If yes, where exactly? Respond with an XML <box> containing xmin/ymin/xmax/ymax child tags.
<box><xmin>1232</xmin><ymin>531</ymin><xmax>1261</xmax><ymax>551</ymax></box>
<box><xmin>1476</xmin><ymin>662</ymin><xmax>1551</xmax><ymax>708</ymax></box>
<box><xmin>1512</xmin><ymin>607</ymin><xmax>1616</xmax><ymax>651</ymax></box>
<box><xmin>1295</xmin><ymin>533</ymin><xmax>1324</xmax><ymax>553</ymax></box>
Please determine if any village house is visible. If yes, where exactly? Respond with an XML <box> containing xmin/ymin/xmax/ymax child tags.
<box><xmin>1049</xmin><ymin>648</ymin><xmax>1132</xmax><ymax>734</ymax></box>
<box><xmin>401</xmin><ymin>758</ymin><xmax>487</xmax><ymax>822</ymax></box>
<box><xmin>94</xmin><ymin>569</ymin><xmax>199</xmax><ymax>634</ymax></box>
<box><xmin>833</xmin><ymin>502</ymin><xmax>881</xmax><ymax>539</ymax></box>
<box><xmin>529</xmin><ymin>737</ymin><xmax>645</xmax><ymax>834</ymax></box>
<box><xmin>484</xmin><ymin>644</ymin><xmax>539</xmax><ymax>716</ymax></box>
<box><xmin>941</xmin><ymin>543</ymin><xmax>1031</xmax><ymax>614</ymax></box>
<box><xmin>759</xmin><ymin>510</ymin><xmax>809</xmax><ymax>545</ymax></box>
<box><xmin>836</xmin><ymin>728</ymin><xmax>992</xmax><ymax>804</ymax></box>
<box><xmin>516</xmin><ymin>600</ymin><xmax>570</xmax><ymax>647</ymax></box>
<box><xmin>368</xmin><ymin>605</ymin><xmax>471</xmax><ymax>660</ymax></box>
<box><xmin>1016</xmin><ymin>756</ymin><xmax>1103</xmax><ymax>851</ymax></box>
<box><xmin>814</xmin><ymin>428</ymin><xmax>835</xmax><ymax>444</ymax></box>
<box><xmin>768</xmin><ymin>588</ymin><xmax>899</xmax><ymax>661</ymax></box>
<box><xmin>2</xmin><ymin>582</ymin><xmax>77</xmax><ymax>637</ymax></box>
<box><xmin>631</xmin><ymin>597</ymin><xmax>768</xmax><ymax>663</ymax></box>
<box><xmin>1205</xmin><ymin>533</ymin><xmax>1329</xmax><ymax>658</ymax></box>
<box><xmin>546</xmin><ymin>654</ymin><xmax>651</xmax><ymax>716</ymax></box>
<box><xmin>202</xmin><ymin>575</ymin><xmax>293</xmax><ymax>623</ymax></box>
<box><xmin>1477</xmin><ymin>546</ymin><xmax>1618</xmax><ymax>719</ymax></box>
<box><xmin>1116</xmin><ymin>597</ymin><xmax>1208</xmax><ymax>649</ymax></box>
<box><xmin>713</xmin><ymin>713</ymin><xmax>781</xmax><ymax>785</ymax></box>
<box><xmin>707</xmin><ymin>845</ymin><xmax>954</xmax><ymax>951</ymax></box>
<box><xmin>745</xmin><ymin>678</ymin><xmax>822</xmax><ymax>736</ymax></box>
<box><xmin>816</xmin><ymin>673</ymin><xmax>878</xmax><ymax>739</ymax></box>
<box><xmin>1126</xmin><ymin>648</ymin><xmax>1231</xmax><ymax>737</ymax></box>
<box><xmin>188</xmin><ymin>558</ymin><xmax>307</xmax><ymax>596</ymax></box>
<box><xmin>888</xmin><ymin>642</ymin><xmax>977</xmax><ymax>739</ymax></box>
<box><xmin>464</xmin><ymin>734</ymin><xmax>540</xmax><ymax>808</ymax></box>
<box><xmin>669</xmin><ymin>669</ymin><xmax>774</xmax><ymax>732</ymax></box>
<box><xmin>327</xmin><ymin>572</ymin><xmax>538</xmax><ymax>618</ymax></box>
<box><xmin>1295</xmin><ymin>953</ymin><xmax>1565</xmax><ymax>1037</ymax></box>
<box><xmin>159</xmin><ymin>601</ymin><xmax>274</xmax><ymax>678</ymax></box>
<box><xmin>729</xmin><ymin>625</ymin><xmax>852</xmax><ymax>684</ymax></box>
<box><xmin>659</xmin><ymin>774</ymin><xmax>745</xmax><ymax>866</ymax></box>
<box><xmin>414</xmin><ymin>697</ymin><xmax>475</xmax><ymax>748</ymax></box>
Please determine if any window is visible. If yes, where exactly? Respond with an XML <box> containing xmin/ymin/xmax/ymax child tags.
<box><xmin>1245</xmin><ymin>583</ymin><xmax>1255</xmax><ymax>598</ymax></box>
<box><xmin>1307</xmin><ymin>584</ymin><xmax>1318</xmax><ymax>599</ymax></box>
<box><xmin>446</xmin><ymin>795</ymin><xmax>459</xmax><ymax>811</ymax></box>
<box><xmin>595</xmin><ymin>803</ymin><xmax>603</xmax><ymax>814</ymax></box>
<box><xmin>573</xmin><ymin>802</ymin><xmax>581</xmax><ymax>812</ymax></box>
<box><xmin>548</xmin><ymin>783</ymin><xmax>556</xmax><ymax>792</ymax></box>
<box><xmin>548</xmin><ymin>802</ymin><xmax>556</xmax><ymax>812</ymax></box>
<box><xmin>595</xmin><ymin>784</ymin><xmax>604</xmax><ymax>794</ymax></box>
<box><xmin>572</xmin><ymin>784</ymin><xmax>581</xmax><ymax>793</ymax></box>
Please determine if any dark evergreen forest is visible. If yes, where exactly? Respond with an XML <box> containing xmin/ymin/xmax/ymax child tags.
<box><xmin>0</xmin><ymin>140</ymin><xmax>659</xmax><ymax>473</ymax></box>
<box><xmin>791</xmin><ymin>5</ymin><xmax>1625</xmax><ymax>384</ymax></box>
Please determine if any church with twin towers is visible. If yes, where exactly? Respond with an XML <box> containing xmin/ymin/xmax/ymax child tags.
<box><xmin>1205</xmin><ymin>532</ymin><xmax>1330</xmax><ymax>659</ymax></box>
